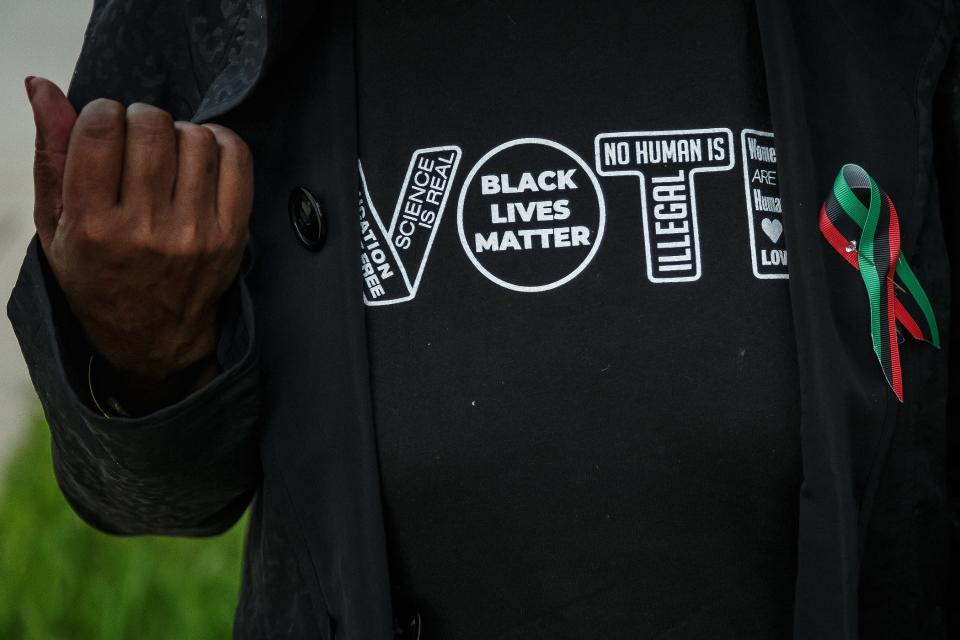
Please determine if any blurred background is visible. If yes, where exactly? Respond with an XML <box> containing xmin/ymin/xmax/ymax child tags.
<box><xmin>0</xmin><ymin>1</ymin><xmax>84</xmax><ymax>473</ymax></box>
<box><xmin>0</xmin><ymin>3</ymin><xmax>244</xmax><ymax>638</ymax></box>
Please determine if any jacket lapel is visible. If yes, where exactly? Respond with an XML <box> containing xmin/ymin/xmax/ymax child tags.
<box><xmin>232</xmin><ymin>3</ymin><xmax>396</xmax><ymax>638</ymax></box>
<box><xmin>756</xmin><ymin>1</ymin><xmax>952</xmax><ymax>637</ymax></box>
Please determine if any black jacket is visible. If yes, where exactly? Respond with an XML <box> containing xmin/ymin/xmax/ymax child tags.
<box><xmin>8</xmin><ymin>1</ymin><xmax>960</xmax><ymax>638</ymax></box>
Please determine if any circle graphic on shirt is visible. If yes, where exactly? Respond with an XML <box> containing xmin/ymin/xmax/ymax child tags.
<box><xmin>457</xmin><ymin>138</ymin><xmax>606</xmax><ymax>292</ymax></box>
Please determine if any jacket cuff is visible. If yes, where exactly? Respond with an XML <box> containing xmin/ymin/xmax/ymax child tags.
<box><xmin>7</xmin><ymin>236</ymin><xmax>261</xmax><ymax>476</ymax></box>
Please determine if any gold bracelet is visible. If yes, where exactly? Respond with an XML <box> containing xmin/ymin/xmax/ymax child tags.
<box><xmin>87</xmin><ymin>355</ymin><xmax>132</xmax><ymax>419</ymax></box>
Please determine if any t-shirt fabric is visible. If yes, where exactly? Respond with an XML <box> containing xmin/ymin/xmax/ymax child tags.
<box><xmin>355</xmin><ymin>2</ymin><xmax>802</xmax><ymax>637</ymax></box>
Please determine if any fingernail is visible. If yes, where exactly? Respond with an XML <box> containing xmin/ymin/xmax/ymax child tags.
<box><xmin>24</xmin><ymin>76</ymin><xmax>36</xmax><ymax>101</ymax></box>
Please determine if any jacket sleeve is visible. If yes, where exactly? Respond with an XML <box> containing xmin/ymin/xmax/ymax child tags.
<box><xmin>935</xmin><ymin>25</ymin><xmax>960</xmax><ymax>634</ymax></box>
<box><xmin>5</xmin><ymin>0</ymin><xmax>264</xmax><ymax>537</ymax></box>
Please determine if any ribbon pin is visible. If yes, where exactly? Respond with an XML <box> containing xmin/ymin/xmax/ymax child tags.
<box><xmin>819</xmin><ymin>164</ymin><xmax>940</xmax><ymax>401</ymax></box>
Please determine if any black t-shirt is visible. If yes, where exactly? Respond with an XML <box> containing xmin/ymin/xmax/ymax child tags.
<box><xmin>356</xmin><ymin>2</ymin><xmax>802</xmax><ymax>638</ymax></box>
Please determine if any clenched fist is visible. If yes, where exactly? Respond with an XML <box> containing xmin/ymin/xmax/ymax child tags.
<box><xmin>26</xmin><ymin>77</ymin><xmax>253</xmax><ymax>406</ymax></box>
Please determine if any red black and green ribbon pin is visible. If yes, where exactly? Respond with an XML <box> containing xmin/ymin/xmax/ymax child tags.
<box><xmin>819</xmin><ymin>164</ymin><xmax>940</xmax><ymax>401</ymax></box>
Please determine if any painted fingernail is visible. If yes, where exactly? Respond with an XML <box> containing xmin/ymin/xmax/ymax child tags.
<box><xmin>24</xmin><ymin>76</ymin><xmax>36</xmax><ymax>100</ymax></box>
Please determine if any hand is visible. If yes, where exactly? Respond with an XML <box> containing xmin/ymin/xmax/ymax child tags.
<box><xmin>26</xmin><ymin>77</ymin><xmax>254</xmax><ymax>394</ymax></box>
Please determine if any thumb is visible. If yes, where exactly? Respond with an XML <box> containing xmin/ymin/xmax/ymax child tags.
<box><xmin>27</xmin><ymin>76</ymin><xmax>77</xmax><ymax>247</ymax></box>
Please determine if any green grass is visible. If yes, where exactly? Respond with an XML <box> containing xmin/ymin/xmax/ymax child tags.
<box><xmin>0</xmin><ymin>414</ymin><xmax>247</xmax><ymax>640</ymax></box>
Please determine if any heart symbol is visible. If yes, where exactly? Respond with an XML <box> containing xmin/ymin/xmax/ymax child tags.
<box><xmin>761</xmin><ymin>218</ymin><xmax>783</xmax><ymax>244</ymax></box>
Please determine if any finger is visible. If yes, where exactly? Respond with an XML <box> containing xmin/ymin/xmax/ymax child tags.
<box><xmin>202</xmin><ymin>124</ymin><xmax>254</xmax><ymax>235</ymax></box>
<box><xmin>27</xmin><ymin>77</ymin><xmax>77</xmax><ymax>247</ymax></box>
<box><xmin>63</xmin><ymin>98</ymin><xmax>126</xmax><ymax>216</ymax></box>
<box><xmin>119</xmin><ymin>103</ymin><xmax>178</xmax><ymax>214</ymax></box>
<box><xmin>172</xmin><ymin>122</ymin><xmax>219</xmax><ymax>219</ymax></box>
